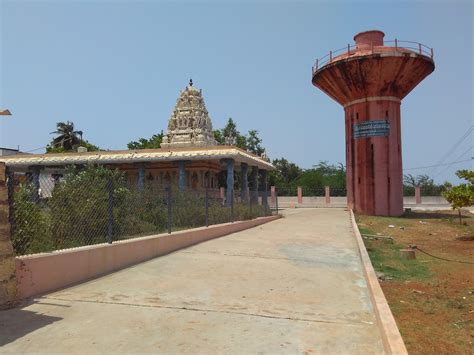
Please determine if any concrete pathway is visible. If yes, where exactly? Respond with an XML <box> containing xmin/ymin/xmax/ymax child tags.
<box><xmin>0</xmin><ymin>209</ymin><xmax>385</xmax><ymax>354</ymax></box>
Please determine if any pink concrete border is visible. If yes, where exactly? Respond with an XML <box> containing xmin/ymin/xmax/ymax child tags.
<box><xmin>349</xmin><ymin>210</ymin><xmax>407</xmax><ymax>354</ymax></box>
<box><xmin>15</xmin><ymin>215</ymin><xmax>281</xmax><ymax>300</ymax></box>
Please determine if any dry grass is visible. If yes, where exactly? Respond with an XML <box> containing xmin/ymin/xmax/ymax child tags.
<box><xmin>357</xmin><ymin>209</ymin><xmax>474</xmax><ymax>354</ymax></box>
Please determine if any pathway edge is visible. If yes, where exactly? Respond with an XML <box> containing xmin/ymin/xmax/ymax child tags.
<box><xmin>349</xmin><ymin>209</ymin><xmax>408</xmax><ymax>355</ymax></box>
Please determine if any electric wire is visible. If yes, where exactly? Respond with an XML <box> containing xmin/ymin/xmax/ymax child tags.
<box><xmin>411</xmin><ymin>245</ymin><xmax>474</xmax><ymax>265</ymax></box>
<box><xmin>432</xmin><ymin>145</ymin><xmax>473</xmax><ymax>178</ymax></box>
<box><xmin>22</xmin><ymin>136</ymin><xmax>77</xmax><ymax>153</ymax></box>
<box><xmin>430</xmin><ymin>126</ymin><xmax>473</xmax><ymax>176</ymax></box>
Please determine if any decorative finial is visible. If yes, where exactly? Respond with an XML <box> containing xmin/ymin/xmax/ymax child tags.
<box><xmin>189</xmin><ymin>78</ymin><xmax>193</xmax><ymax>86</ymax></box>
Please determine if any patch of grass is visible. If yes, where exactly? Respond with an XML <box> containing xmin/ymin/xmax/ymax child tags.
<box><xmin>363</xmin><ymin>238</ymin><xmax>431</xmax><ymax>280</ymax></box>
<box><xmin>446</xmin><ymin>298</ymin><xmax>467</xmax><ymax>310</ymax></box>
<box><xmin>358</xmin><ymin>226</ymin><xmax>375</xmax><ymax>236</ymax></box>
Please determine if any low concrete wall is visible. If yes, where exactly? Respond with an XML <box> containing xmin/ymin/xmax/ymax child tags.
<box><xmin>276</xmin><ymin>196</ymin><xmax>449</xmax><ymax>209</ymax></box>
<box><xmin>349</xmin><ymin>210</ymin><xmax>407</xmax><ymax>354</ymax></box>
<box><xmin>16</xmin><ymin>215</ymin><xmax>280</xmax><ymax>300</ymax></box>
<box><xmin>276</xmin><ymin>196</ymin><xmax>346</xmax><ymax>208</ymax></box>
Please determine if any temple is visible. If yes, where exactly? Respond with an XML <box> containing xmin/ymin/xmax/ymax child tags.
<box><xmin>0</xmin><ymin>81</ymin><xmax>274</xmax><ymax>205</ymax></box>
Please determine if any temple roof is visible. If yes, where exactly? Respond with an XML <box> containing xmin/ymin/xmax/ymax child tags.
<box><xmin>161</xmin><ymin>80</ymin><xmax>217</xmax><ymax>148</ymax></box>
<box><xmin>0</xmin><ymin>146</ymin><xmax>274</xmax><ymax>171</ymax></box>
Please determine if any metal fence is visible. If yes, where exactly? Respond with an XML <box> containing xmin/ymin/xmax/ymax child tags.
<box><xmin>7</xmin><ymin>167</ymin><xmax>272</xmax><ymax>256</ymax></box>
<box><xmin>403</xmin><ymin>185</ymin><xmax>447</xmax><ymax>197</ymax></box>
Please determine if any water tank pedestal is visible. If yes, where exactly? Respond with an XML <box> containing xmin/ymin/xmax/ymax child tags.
<box><xmin>312</xmin><ymin>30</ymin><xmax>435</xmax><ymax>216</ymax></box>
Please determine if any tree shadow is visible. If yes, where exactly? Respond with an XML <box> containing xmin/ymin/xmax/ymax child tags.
<box><xmin>403</xmin><ymin>211</ymin><xmax>472</xmax><ymax>220</ymax></box>
<box><xmin>0</xmin><ymin>300</ymin><xmax>64</xmax><ymax>346</ymax></box>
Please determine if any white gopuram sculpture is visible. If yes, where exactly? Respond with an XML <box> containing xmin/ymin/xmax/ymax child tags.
<box><xmin>161</xmin><ymin>79</ymin><xmax>218</xmax><ymax>148</ymax></box>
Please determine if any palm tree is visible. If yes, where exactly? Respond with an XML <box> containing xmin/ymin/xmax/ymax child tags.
<box><xmin>50</xmin><ymin>121</ymin><xmax>82</xmax><ymax>151</ymax></box>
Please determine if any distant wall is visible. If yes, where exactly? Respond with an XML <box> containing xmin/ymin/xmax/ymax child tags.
<box><xmin>275</xmin><ymin>196</ymin><xmax>449</xmax><ymax>208</ymax></box>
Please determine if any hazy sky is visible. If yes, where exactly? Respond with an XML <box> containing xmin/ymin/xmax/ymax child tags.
<box><xmin>0</xmin><ymin>0</ymin><xmax>472</xmax><ymax>183</ymax></box>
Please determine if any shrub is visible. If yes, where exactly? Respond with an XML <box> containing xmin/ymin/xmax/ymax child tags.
<box><xmin>11</xmin><ymin>184</ymin><xmax>53</xmax><ymax>255</ymax></box>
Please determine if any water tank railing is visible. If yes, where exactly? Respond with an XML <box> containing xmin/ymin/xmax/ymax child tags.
<box><xmin>312</xmin><ymin>39</ymin><xmax>434</xmax><ymax>76</ymax></box>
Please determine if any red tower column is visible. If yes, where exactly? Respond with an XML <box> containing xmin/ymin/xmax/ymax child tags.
<box><xmin>312</xmin><ymin>30</ymin><xmax>434</xmax><ymax>216</ymax></box>
<box><xmin>345</xmin><ymin>99</ymin><xmax>403</xmax><ymax>215</ymax></box>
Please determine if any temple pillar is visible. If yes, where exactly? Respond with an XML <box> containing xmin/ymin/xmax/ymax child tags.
<box><xmin>250</xmin><ymin>166</ymin><xmax>258</xmax><ymax>204</ymax></box>
<box><xmin>260</xmin><ymin>169</ymin><xmax>268</xmax><ymax>207</ymax></box>
<box><xmin>225</xmin><ymin>159</ymin><xmax>234</xmax><ymax>207</ymax></box>
<box><xmin>178</xmin><ymin>161</ymin><xmax>186</xmax><ymax>191</ymax></box>
<box><xmin>240</xmin><ymin>163</ymin><xmax>249</xmax><ymax>202</ymax></box>
<box><xmin>137</xmin><ymin>163</ymin><xmax>145</xmax><ymax>190</ymax></box>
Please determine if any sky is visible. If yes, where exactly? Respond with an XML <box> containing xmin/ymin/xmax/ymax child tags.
<box><xmin>0</xmin><ymin>0</ymin><xmax>472</xmax><ymax>183</ymax></box>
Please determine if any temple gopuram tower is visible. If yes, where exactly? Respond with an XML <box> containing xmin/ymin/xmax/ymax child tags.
<box><xmin>312</xmin><ymin>30</ymin><xmax>435</xmax><ymax>216</ymax></box>
<box><xmin>161</xmin><ymin>79</ymin><xmax>217</xmax><ymax>148</ymax></box>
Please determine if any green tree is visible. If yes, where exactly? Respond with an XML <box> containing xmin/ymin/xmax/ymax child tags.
<box><xmin>246</xmin><ymin>130</ymin><xmax>264</xmax><ymax>156</ymax></box>
<box><xmin>219</xmin><ymin>118</ymin><xmax>247</xmax><ymax>149</ymax></box>
<box><xmin>128</xmin><ymin>132</ymin><xmax>164</xmax><ymax>149</ymax></box>
<box><xmin>442</xmin><ymin>169</ymin><xmax>474</xmax><ymax>224</ymax></box>
<box><xmin>296</xmin><ymin>161</ymin><xmax>346</xmax><ymax>192</ymax></box>
<box><xmin>403</xmin><ymin>173</ymin><xmax>447</xmax><ymax>196</ymax></box>
<box><xmin>268</xmin><ymin>158</ymin><xmax>302</xmax><ymax>186</ymax></box>
<box><xmin>49</xmin><ymin>121</ymin><xmax>82</xmax><ymax>150</ymax></box>
<box><xmin>47</xmin><ymin>140</ymin><xmax>100</xmax><ymax>153</ymax></box>
<box><xmin>213</xmin><ymin>129</ymin><xmax>224</xmax><ymax>144</ymax></box>
<box><xmin>47</xmin><ymin>121</ymin><xmax>100</xmax><ymax>153</ymax></box>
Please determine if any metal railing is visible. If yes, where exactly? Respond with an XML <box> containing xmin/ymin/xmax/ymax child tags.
<box><xmin>312</xmin><ymin>39</ymin><xmax>434</xmax><ymax>75</ymax></box>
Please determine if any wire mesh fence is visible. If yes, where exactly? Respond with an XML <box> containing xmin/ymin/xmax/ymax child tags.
<box><xmin>403</xmin><ymin>185</ymin><xmax>447</xmax><ymax>197</ymax></box>
<box><xmin>7</xmin><ymin>166</ymin><xmax>272</xmax><ymax>256</ymax></box>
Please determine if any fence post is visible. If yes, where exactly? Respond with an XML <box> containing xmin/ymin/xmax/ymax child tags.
<box><xmin>230</xmin><ymin>191</ymin><xmax>234</xmax><ymax>223</ymax></box>
<box><xmin>275</xmin><ymin>188</ymin><xmax>279</xmax><ymax>215</ymax></box>
<box><xmin>415</xmin><ymin>186</ymin><xmax>422</xmax><ymax>205</ymax></box>
<box><xmin>297</xmin><ymin>186</ymin><xmax>303</xmax><ymax>204</ymax></box>
<box><xmin>249</xmin><ymin>192</ymin><xmax>252</xmax><ymax>219</ymax></box>
<box><xmin>205</xmin><ymin>187</ymin><xmax>209</xmax><ymax>227</ymax></box>
<box><xmin>166</xmin><ymin>185</ymin><xmax>172</xmax><ymax>234</ymax></box>
<box><xmin>0</xmin><ymin>162</ymin><xmax>17</xmax><ymax>309</ymax></box>
<box><xmin>325</xmin><ymin>186</ymin><xmax>331</xmax><ymax>204</ymax></box>
<box><xmin>220</xmin><ymin>186</ymin><xmax>225</xmax><ymax>205</ymax></box>
<box><xmin>31</xmin><ymin>166</ymin><xmax>40</xmax><ymax>203</ymax></box>
<box><xmin>6</xmin><ymin>168</ymin><xmax>14</xmax><ymax>230</ymax></box>
<box><xmin>107</xmin><ymin>178</ymin><xmax>114</xmax><ymax>244</ymax></box>
<box><xmin>270</xmin><ymin>186</ymin><xmax>276</xmax><ymax>204</ymax></box>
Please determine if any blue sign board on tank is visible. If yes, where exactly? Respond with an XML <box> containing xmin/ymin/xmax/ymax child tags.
<box><xmin>353</xmin><ymin>120</ymin><xmax>390</xmax><ymax>139</ymax></box>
